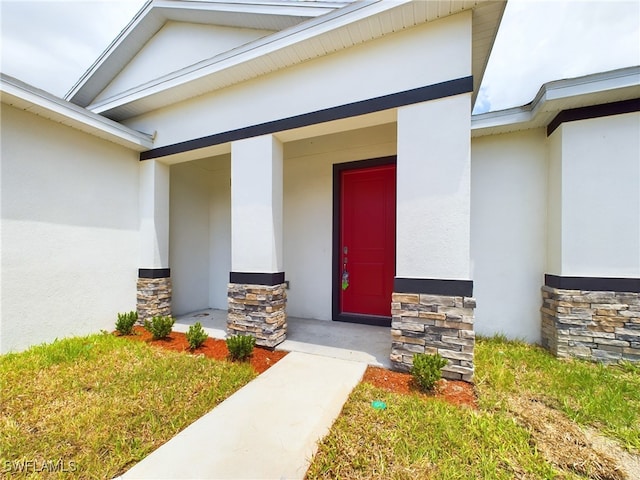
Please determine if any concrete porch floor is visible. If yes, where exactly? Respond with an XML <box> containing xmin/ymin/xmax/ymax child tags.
<box><xmin>174</xmin><ymin>309</ymin><xmax>392</xmax><ymax>369</ymax></box>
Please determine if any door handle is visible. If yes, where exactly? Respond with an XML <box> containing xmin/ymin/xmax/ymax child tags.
<box><xmin>342</xmin><ymin>246</ymin><xmax>349</xmax><ymax>290</ymax></box>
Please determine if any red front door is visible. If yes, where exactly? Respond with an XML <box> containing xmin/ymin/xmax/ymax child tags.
<box><xmin>339</xmin><ymin>163</ymin><xmax>396</xmax><ymax>323</ymax></box>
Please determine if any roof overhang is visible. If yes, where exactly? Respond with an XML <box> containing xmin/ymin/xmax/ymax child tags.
<box><xmin>65</xmin><ymin>0</ymin><xmax>355</xmax><ymax>107</ymax></box>
<box><xmin>471</xmin><ymin>66</ymin><xmax>640</xmax><ymax>137</ymax></box>
<box><xmin>67</xmin><ymin>0</ymin><xmax>505</xmax><ymax>122</ymax></box>
<box><xmin>1</xmin><ymin>74</ymin><xmax>154</xmax><ymax>151</ymax></box>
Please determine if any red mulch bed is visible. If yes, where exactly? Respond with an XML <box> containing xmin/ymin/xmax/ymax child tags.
<box><xmin>125</xmin><ymin>326</ymin><xmax>287</xmax><ymax>374</ymax></box>
<box><xmin>122</xmin><ymin>327</ymin><xmax>476</xmax><ymax>408</ymax></box>
<box><xmin>363</xmin><ymin>366</ymin><xmax>477</xmax><ymax>409</ymax></box>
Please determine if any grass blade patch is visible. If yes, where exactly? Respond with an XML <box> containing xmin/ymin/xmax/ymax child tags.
<box><xmin>0</xmin><ymin>333</ymin><xmax>255</xmax><ymax>479</ymax></box>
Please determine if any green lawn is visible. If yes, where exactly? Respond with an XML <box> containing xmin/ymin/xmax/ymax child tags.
<box><xmin>0</xmin><ymin>333</ymin><xmax>255</xmax><ymax>479</ymax></box>
<box><xmin>476</xmin><ymin>336</ymin><xmax>640</xmax><ymax>451</ymax></box>
<box><xmin>2</xmin><ymin>333</ymin><xmax>638</xmax><ymax>479</ymax></box>
<box><xmin>307</xmin><ymin>337</ymin><xmax>639</xmax><ymax>480</ymax></box>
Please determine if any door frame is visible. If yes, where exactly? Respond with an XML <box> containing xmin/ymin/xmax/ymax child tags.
<box><xmin>332</xmin><ymin>156</ymin><xmax>396</xmax><ymax>327</ymax></box>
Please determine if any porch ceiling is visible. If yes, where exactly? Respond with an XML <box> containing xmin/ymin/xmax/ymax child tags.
<box><xmin>275</xmin><ymin>108</ymin><xmax>396</xmax><ymax>143</ymax></box>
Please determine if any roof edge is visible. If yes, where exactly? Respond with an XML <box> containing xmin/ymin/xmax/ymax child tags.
<box><xmin>471</xmin><ymin>66</ymin><xmax>640</xmax><ymax>136</ymax></box>
<box><xmin>1</xmin><ymin>73</ymin><xmax>154</xmax><ymax>151</ymax></box>
<box><xmin>86</xmin><ymin>0</ymin><xmax>386</xmax><ymax>115</ymax></box>
<box><xmin>65</xmin><ymin>0</ymin><xmax>153</xmax><ymax>102</ymax></box>
<box><xmin>471</xmin><ymin>1</ymin><xmax>507</xmax><ymax>108</ymax></box>
<box><xmin>65</xmin><ymin>0</ymin><xmax>354</xmax><ymax>105</ymax></box>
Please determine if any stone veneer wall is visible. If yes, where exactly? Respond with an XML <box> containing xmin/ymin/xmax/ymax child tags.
<box><xmin>136</xmin><ymin>277</ymin><xmax>172</xmax><ymax>322</ymax></box>
<box><xmin>391</xmin><ymin>293</ymin><xmax>476</xmax><ymax>382</ymax></box>
<box><xmin>227</xmin><ymin>283</ymin><xmax>287</xmax><ymax>348</ymax></box>
<box><xmin>541</xmin><ymin>286</ymin><xmax>640</xmax><ymax>362</ymax></box>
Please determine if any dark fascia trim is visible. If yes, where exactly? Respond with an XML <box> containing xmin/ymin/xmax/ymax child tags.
<box><xmin>331</xmin><ymin>156</ymin><xmax>397</xmax><ymax>324</ymax></box>
<box><xmin>394</xmin><ymin>277</ymin><xmax>474</xmax><ymax>297</ymax></box>
<box><xmin>140</xmin><ymin>76</ymin><xmax>473</xmax><ymax>160</ymax></box>
<box><xmin>229</xmin><ymin>272</ymin><xmax>286</xmax><ymax>286</ymax></box>
<box><xmin>138</xmin><ymin>268</ymin><xmax>171</xmax><ymax>279</ymax></box>
<box><xmin>544</xmin><ymin>274</ymin><xmax>640</xmax><ymax>293</ymax></box>
<box><xmin>547</xmin><ymin>98</ymin><xmax>640</xmax><ymax>137</ymax></box>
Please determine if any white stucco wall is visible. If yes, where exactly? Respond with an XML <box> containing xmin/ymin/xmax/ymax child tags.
<box><xmin>396</xmin><ymin>93</ymin><xmax>472</xmax><ymax>280</ymax></box>
<box><xmin>169</xmin><ymin>162</ymin><xmax>211</xmax><ymax>314</ymax></box>
<box><xmin>139</xmin><ymin>159</ymin><xmax>170</xmax><ymax>269</ymax></box>
<box><xmin>548</xmin><ymin>112</ymin><xmax>640</xmax><ymax>277</ymax></box>
<box><xmin>208</xmin><ymin>157</ymin><xmax>232</xmax><ymax>309</ymax></box>
<box><xmin>283</xmin><ymin>123</ymin><xmax>396</xmax><ymax>320</ymax></box>
<box><xmin>169</xmin><ymin>155</ymin><xmax>231</xmax><ymax>315</ymax></box>
<box><xmin>546</xmin><ymin>129</ymin><xmax>563</xmax><ymax>276</ymax></box>
<box><xmin>1</xmin><ymin>105</ymin><xmax>140</xmax><ymax>353</ymax></box>
<box><xmin>231</xmin><ymin>135</ymin><xmax>283</xmax><ymax>273</ymax></box>
<box><xmin>123</xmin><ymin>12</ymin><xmax>472</xmax><ymax>148</ymax></box>
<box><xmin>471</xmin><ymin>129</ymin><xmax>548</xmax><ymax>342</ymax></box>
<box><xmin>95</xmin><ymin>22</ymin><xmax>274</xmax><ymax>103</ymax></box>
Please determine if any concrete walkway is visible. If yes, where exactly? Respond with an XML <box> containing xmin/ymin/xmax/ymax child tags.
<box><xmin>117</xmin><ymin>351</ymin><xmax>366</xmax><ymax>480</ymax></box>
<box><xmin>174</xmin><ymin>309</ymin><xmax>392</xmax><ymax>368</ymax></box>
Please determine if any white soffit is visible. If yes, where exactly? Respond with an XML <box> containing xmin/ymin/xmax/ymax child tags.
<box><xmin>471</xmin><ymin>1</ymin><xmax>505</xmax><ymax>105</ymax></box>
<box><xmin>471</xmin><ymin>66</ymin><xmax>640</xmax><ymax>137</ymax></box>
<box><xmin>0</xmin><ymin>74</ymin><xmax>154</xmax><ymax>151</ymax></box>
<box><xmin>69</xmin><ymin>0</ymin><xmax>504</xmax><ymax>121</ymax></box>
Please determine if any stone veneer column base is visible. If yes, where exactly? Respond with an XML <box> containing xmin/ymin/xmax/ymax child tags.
<box><xmin>227</xmin><ymin>283</ymin><xmax>287</xmax><ymax>348</ymax></box>
<box><xmin>391</xmin><ymin>293</ymin><xmax>476</xmax><ymax>382</ymax></box>
<box><xmin>137</xmin><ymin>277</ymin><xmax>172</xmax><ymax>322</ymax></box>
<box><xmin>541</xmin><ymin>286</ymin><xmax>640</xmax><ymax>362</ymax></box>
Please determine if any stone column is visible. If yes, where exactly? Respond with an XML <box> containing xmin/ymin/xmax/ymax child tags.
<box><xmin>228</xmin><ymin>135</ymin><xmax>286</xmax><ymax>347</ymax></box>
<box><xmin>137</xmin><ymin>270</ymin><xmax>172</xmax><ymax>321</ymax></box>
<box><xmin>541</xmin><ymin>278</ymin><xmax>640</xmax><ymax>363</ymax></box>
<box><xmin>228</xmin><ymin>280</ymin><xmax>286</xmax><ymax>348</ymax></box>
<box><xmin>543</xmin><ymin>116</ymin><xmax>640</xmax><ymax>363</ymax></box>
<box><xmin>393</xmin><ymin>94</ymin><xmax>476</xmax><ymax>381</ymax></box>
<box><xmin>137</xmin><ymin>160</ymin><xmax>171</xmax><ymax>321</ymax></box>
<box><xmin>391</xmin><ymin>286</ymin><xmax>475</xmax><ymax>382</ymax></box>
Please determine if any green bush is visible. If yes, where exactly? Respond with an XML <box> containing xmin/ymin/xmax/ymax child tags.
<box><xmin>115</xmin><ymin>311</ymin><xmax>138</xmax><ymax>335</ymax></box>
<box><xmin>411</xmin><ymin>352</ymin><xmax>448</xmax><ymax>392</ymax></box>
<box><xmin>143</xmin><ymin>316</ymin><xmax>175</xmax><ymax>340</ymax></box>
<box><xmin>186</xmin><ymin>322</ymin><xmax>208</xmax><ymax>350</ymax></box>
<box><xmin>226</xmin><ymin>334</ymin><xmax>256</xmax><ymax>361</ymax></box>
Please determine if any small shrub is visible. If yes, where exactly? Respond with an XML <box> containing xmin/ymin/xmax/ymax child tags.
<box><xmin>186</xmin><ymin>322</ymin><xmax>208</xmax><ymax>350</ymax></box>
<box><xmin>143</xmin><ymin>316</ymin><xmax>175</xmax><ymax>340</ymax></box>
<box><xmin>226</xmin><ymin>334</ymin><xmax>256</xmax><ymax>361</ymax></box>
<box><xmin>115</xmin><ymin>311</ymin><xmax>138</xmax><ymax>335</ymax></box>
<box><xmin>411</xmin><ymin>352</ymin><xmax>448</xmax><ymax>392</ymax></box>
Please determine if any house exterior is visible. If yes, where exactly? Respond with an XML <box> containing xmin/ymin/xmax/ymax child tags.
<box><xmin>1</xmin><ymin>0</ymin><xmax>639</xmax><ymax>379</ymax></box>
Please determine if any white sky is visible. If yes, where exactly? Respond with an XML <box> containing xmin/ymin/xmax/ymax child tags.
<box><xmin>0</xmin><ymin>0</ymin><xmax>638</xmax><ymax>114</ymax></box>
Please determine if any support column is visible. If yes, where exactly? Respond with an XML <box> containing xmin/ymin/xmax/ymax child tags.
<box><xmin>228</xmin><ymin>135</ymin><xmax>286</xmax><ymax>347</ymax></box>
<box><xmin>542</xmin><ymin>115</ymin><xmax>640</xmax><ymax>363</ymax></box>
<box><xmin>391</xmin><ymin>94</ymin><xmax>476</xmax><ymax>382</ymax></box>
<box><xmin>137</xmin><ymin>159</ymin><xmax>171</xmax><ymax>321</ymax></box>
